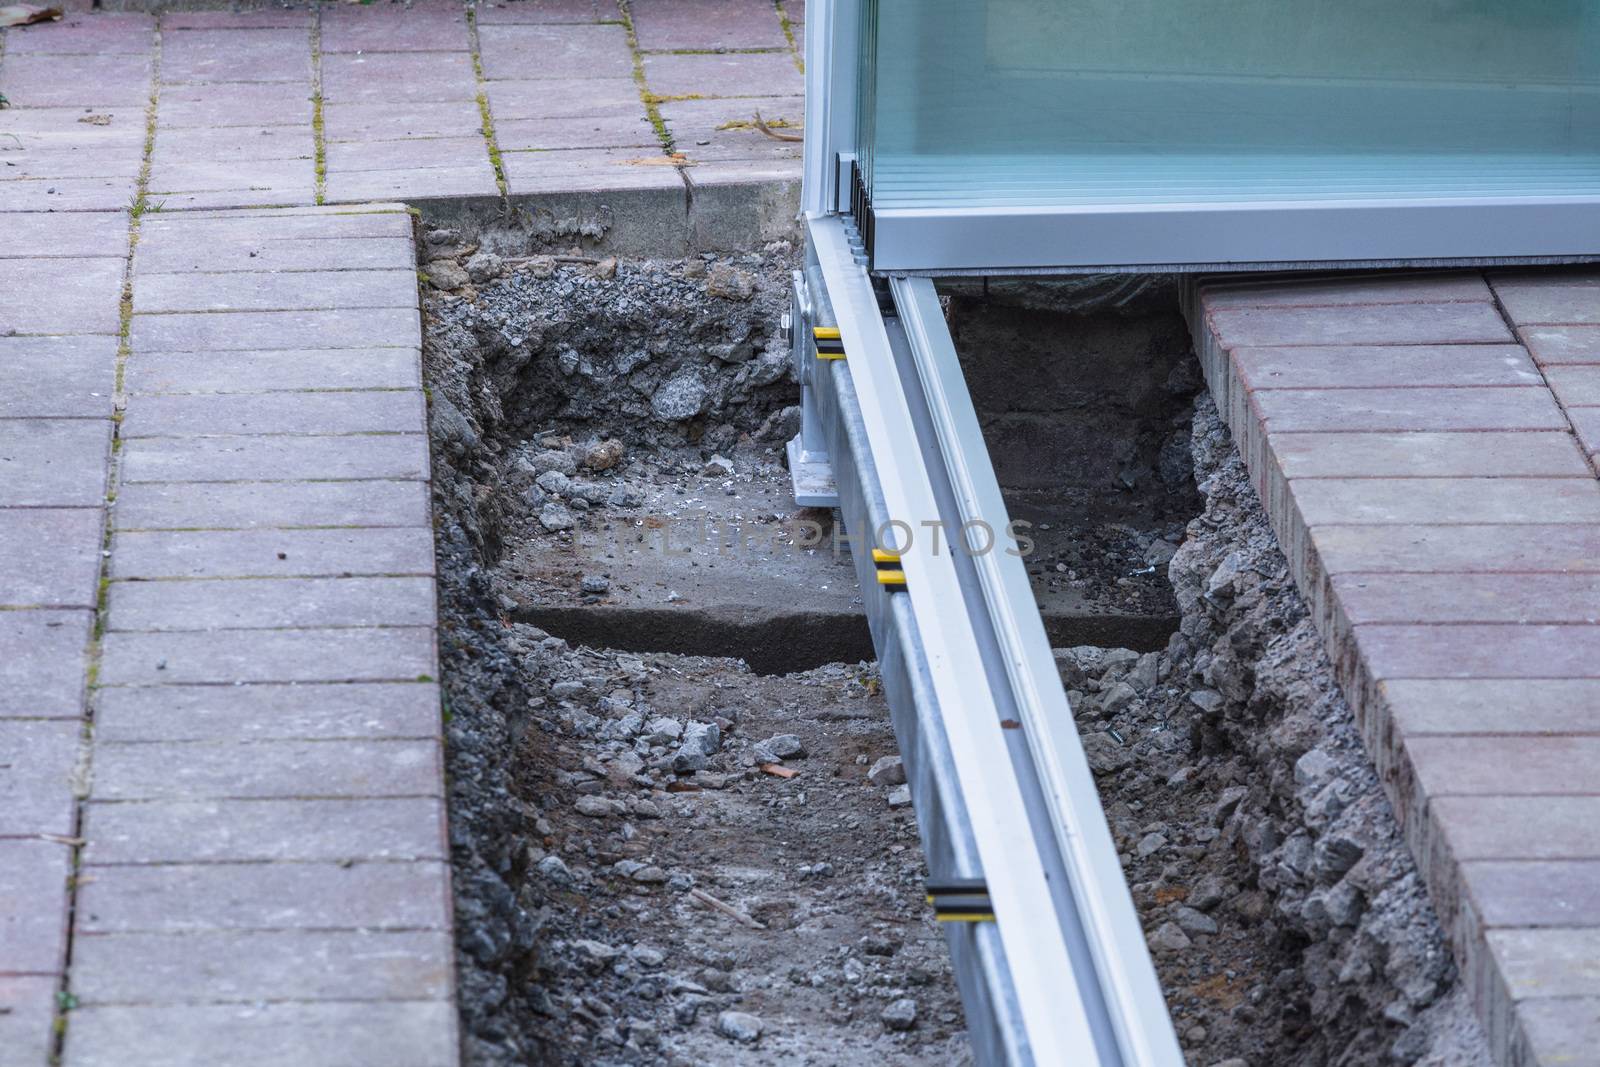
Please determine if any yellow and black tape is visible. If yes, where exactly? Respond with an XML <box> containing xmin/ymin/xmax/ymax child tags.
<box><xmin>813</xmin><ymin>325</ymin><xmax>846</xmax><ymax>360</ymax></box>
<box><xmin>872</xmin><ymin>547</ymin><xmax>906</xmax><ymax>587</ymax></box>
<box><xmin>926</xmin><ymin>879</ymin><xmax>994</xmax><ymax>923</ymax></box>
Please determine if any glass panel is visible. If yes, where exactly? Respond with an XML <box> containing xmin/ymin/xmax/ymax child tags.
<box><xmin>864</xmin><ymin>0</ymin><xmax>1600</xmax><ymax>210</ymax></box>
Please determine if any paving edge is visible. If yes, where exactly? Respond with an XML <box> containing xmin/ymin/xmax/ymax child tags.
<box><xmin>1178</xmin><ymin>278</ymin><xmax>1548</xmax><ymax>1067</ymax></box>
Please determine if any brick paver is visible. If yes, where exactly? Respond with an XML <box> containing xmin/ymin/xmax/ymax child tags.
<box><xmin>0</xmin><ymin>4</ymin><xmax>809</xmax><ymax>1063</ymax></box>
<box><xmin>1190</xmin><ymin>270</ymin><xmax>1600</xmax><ymax>1067</ymax></box>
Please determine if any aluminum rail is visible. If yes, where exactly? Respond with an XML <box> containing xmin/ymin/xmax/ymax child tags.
<box><xmin>799</xmin><ymin>214</ymin><xmax>1184</xmax><ymax>1066</ymax></box>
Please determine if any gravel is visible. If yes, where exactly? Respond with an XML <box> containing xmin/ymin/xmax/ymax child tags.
<box><xmin>1059</xmin><ymin>395</ymin><xmax>1492</xmax><ymax>1067</ymax></box>
<box><xmin>426</xmin><ymin>244</ymin><xmax>973</xmax><ymax>1064</ymax></box>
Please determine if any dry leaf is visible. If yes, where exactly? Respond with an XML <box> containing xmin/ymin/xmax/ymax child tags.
<box><xmin>623</xmin><ymin>153</ymin><xmax>688</xmax><ymax>167</ymax></box>
<box><xmin>0</xmin><ymin>4</ymin><xmax>62</xmax><ymax>27</ymax></box>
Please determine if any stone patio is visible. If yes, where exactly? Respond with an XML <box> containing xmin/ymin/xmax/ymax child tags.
<box><xmin>0</xmin><ymin>3</ymin><xmax>800</xmax><ymax>1064</ymax></box>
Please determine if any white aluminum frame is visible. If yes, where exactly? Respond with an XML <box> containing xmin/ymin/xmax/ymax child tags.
<box><xmin>892</xmin><ymin>275</ymin><xmax>1182</xmax><ymax>1065</ymax></box>
<box><xmin>808</xmin><ymin>214</ymin><xmax>1186</xmax><ymax>1065</ymax></box>
<box><xmin>804</xmin><ymin>0</ymin><xmax>1600</xmax><ymax>274</ymax></box>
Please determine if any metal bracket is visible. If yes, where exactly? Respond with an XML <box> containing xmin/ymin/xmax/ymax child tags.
<box><xmin>786</xmin><ymin>266</ymin><xmax>841</xmax><ymax>508</ymax></box>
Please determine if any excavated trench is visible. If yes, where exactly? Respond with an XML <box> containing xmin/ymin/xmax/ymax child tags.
<box><xmin>420</xmin><ymin>217</ymin><xmax>1491</xmax><ymax>1067</ymax></box>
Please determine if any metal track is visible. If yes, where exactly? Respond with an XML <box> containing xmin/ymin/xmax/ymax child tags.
<box><xmin>794</xmin><ymin>214</ymin><xmax>1184</xmax><ymax>1066</ymax></box>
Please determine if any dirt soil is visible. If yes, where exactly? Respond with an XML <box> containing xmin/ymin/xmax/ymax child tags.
<box><xmin>423</xmin><ymin>230</ymin><xmax>1491</xmax><ymax>1066</ymax></box>
<box><xmin>1064</xmin><ymin>396</ymin><xmax>1492</xmax><ymax>1067</ymax></box>
<box><xmin>424</xmin><ymin>241</ymin><xmax>973</xmax><ymax>1065</ymax></box>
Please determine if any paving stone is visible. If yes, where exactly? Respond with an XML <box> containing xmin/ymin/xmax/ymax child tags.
<box><xmin>476</xmin><ymin>0</ymin><xmax>600</xmax><ymax>23</ymax></box>
<box><xmin>477</xmin><ymin>22</ymin><xmax>632</xmax><ymax>80</ymax></box>
<box><xmin>0</xmin><ymin>609</ymin><xmax>92</xmax><ymax>718</ymax></box>
<box><xmin>1495</xmin><ymin>282</ymin><xmax>1600</xmax><ymax>326</ymax></box>
<box><xmin>3</xmin><ymin>12</ymin><xmax>154</xmax><ymax>52</ymax></box>
<box><xmin>163</xmin><ymin>11</ymin><xmax>310</xmax><ymax>29</ymax></box>
<box><xmin>108</xmin><ymin>527</ymin><xmax>432</xmax><ymax>583</ymax></box>
<box><xmin>108</xmin><ymin>575</ymin><xmax>436</xmax><ymax>631</ymax></box>
<box><xmin>1522</xmin><ymin>325</ymin><xmax>1600</xmax><ymax>366</ymax></box>
<box><xmin>146</xmin><ymin>204</ymin><xmax>409</xmax><ymax>222</ymax></box>
<box><xmin>134</xmin><ymin>236</ymin><xmax>415</xmax><ymax>275</ymax></box>
<box><xmin>126</xmin><ymin>347</ymin><xmax>418</xmax><ymax>395</ymax></box>
<box><xmin>147</xmin><ymin>157</ymin><xmax>316</xmax><ymax>194</ymax></box>
<box><xmin>1314</xmin><ymin>524</ymin><xmax>1600</xmax><ymax>576</ymax></box>
<box><xmin>1359</xmin><ymin>623</ymin><xmax>1600</xmax><ymax>680</ymax></box>
<box><xmin>72</xmin><ymin>928</ymin><xmax>453</xmax><ymax>1003</ymax></box>
<box><xmin>0</xmin><ymin>145</ymin><xmax>145</xmax><ymax>181</ymax></box>
<box><xmin>683</xmin><ymin>157</ymin><xmax>802</xmax><ymax>187</ymax></box>
<box><xmin>93</xmin><ymin>681</ymin><xmax>440</xmax><ymax>742</ymax></box>
<box><xmin>494</xmin><ymin>112</ymin><xmax>659</xmax><ymax>151</ymax></box>
<box><xmin>83</xmin><ymin>795</ymin><xmax>446</xmax><ymax>863</ymax></box>
<box><xmin>630</xmin><ymin>0</ymin><xmax>788</xmax><ymax>50</ymax></box>
<box><xmin>1270</xmin><ymin>431</ymin><xmax>1588</xmax><ymax>478</ymax></box>
<box><xmin>0</xmin><ymin>209</ymin><xmax>128</xmax><ymax>259</ymax></box>
<box><xmin>0</xmin><ymin>975</ymin><xmax>57</xmax><ymax>1066</ymax></box>
<box><xmin>0</xmin><ymin>105</ymin><xmax>146</xmax><ymax>149</ymax></box>
<box><xmin>113</xmin><ymin>479</ymin><xmax>429</xmax><ymax>530</ymax></box>
<box><xmin>325</xmin><ymin>136</ymin><xmax>491</xmax><ymax>173</ymax></box>
<box><xmin>150</xmin><ymin>124</ymin><xmax>315</xmax><ymax>164</ymax></box>
<box><xmin>1202</xmin><ymin>272</ymin><xmax>1494</xmax><ymax>309</ymax></box>
<box><xmin>1490</xmin><ymin>928</ymin><xmax>1600</xmax><ymax>999</ymax></box>
<box><xmin>134</xmin><ymin>268</ymin><xmax>417</xmax><ymax>314</ymax></box>
<box><xmin>324</xmin><ymin>165</ymin><xmax>501</xmax><ymax>203</ymax></box>
<box><xmin>120</xmin><ymin>434</ymin><xmax>428</xmax><ymax>483</ymax></box>
<box><xmin>66</xmin><ymin>1000</ymin><xmax>458</xmax><ymax>1067</ymax></box>
<box><xmin>0</xmin><ymin>176</ymin><xmax>135</xmax><ymax>211</ymax></box>
<box><xmin>1490</xmin><ymin>266</ymin><xmax>1600</xmax><ymax>288</ymax></box>
<box><xmin>1389</xmin><ymin>679</ymin><xmax>1600</xmax><ymax>737</ymax></box>
<box><xmin>1516</xmin><ymin>999</ymin><xmax>1600</xmax><ymax>1067</ymax></box>
<box><xmin>160</xmin><ymin>29</ymin><xmax>312</xmax><ymax>84</ymax></box>
<box><xmin>641</xmin><ymin>51</ymin><xmax>806</xmax><ymax>98</ymax></box>
<box><xmin>90</xmin><ymin>738</ymin><xmax>441</xmax><ymax>799</ymax></box>
<box><xmin>1408</xmin><ymin>736</ymin><xmax>1600</xmax><ymax>795</ymax></box>
<box><xmin>1290</xmin><ymin>478</ymin><xmax>1600</xmax><ymax>526</ymax></box>
<box><xmin>121</xmin><ymin>390</ymin><xmax>423</xmax><ymax>438</ymax></box>
<box><xmin>1434</xmin><ymin>796</ymin><xmax>1600</xmax><ymax>860</ymax></box>
<box><xmin>660</xmin><ymin>97</ymin><xmax>805</xmax><ymax>165</ymax></box>
<box><xmin>1333</xmin><ymin>573</ymin><xmax>1600</xmax><ymax>626</ymax></box>
<box><xmin>157</xmin><ymin>81</ymin><xmax>316</xmax><ymax>128</ymax></box>
<box><xmin>0</xmin><ymin>257</ymin><xmax>124</xmax><ymax>335</ymax></box>
<box><xmin>1232</xmin><ymin>344</ymin><xmax>1539</xmax><ymax>391</ymax></box>
<box><xmin>77</xmin><ymin>861</ymin><xmax>451</xmax><ymax>932</ymax></box>
<box><xmin>138</xmin><ymin>207</ymin><xmax>410</xmax><ymax>243</ymax></box>
<box><xmin>129</xmin><ymin>307</ymin><xmax>420</xmax><ymax>352</ymax></box>
<box><xmin>1543</xmin><ymin>365</ymin><xmax>1600</xmax><ymax>407</ymax></box>
<box><xmin>0</xmin><ymin>418</ymin><xmax>110</xmax><ymax>508</ymax></box>
<box><xmin>1206</xmin><ymin>302</ymin><xmax>1514</xmax><ymax>348</ymax></box>
<box><xmin>99</xmin><ymin>627</ymin><xmax>435</xmax><ymax>686</ymax></box>
<box><xmin>321</xmin><ymin>52</ymin><xmax>478</xmax><ymax>103</ymax></box>
<box><xmin>322</xmin><ymin>100</ymin><xmax>485</xmax><ymax>142</ymax></box>
<box><xmin>485</xmin><ymin>76</ymin><xmax>643</xmax><ymax>120</ymax></box>
<box><xmin>0</xmin><ymin>720</ymin><xmax>82</xmax><ymax>837</ymax></box>
<box><xmin>139</xmin><ymin>186</ymin><xmax>317</xmax><ymax>212</ymax></box>
<box><xmin>0</xmin><ymin>840</ymin><xmax>71</xmax><ymax>973</ymax></box>
<box><xmin>0</xmin><ymin>54</ymin><xmax>152</xmax><ymax>107</ymax></box>
<box><xmin>1252</xmin><ymin>386</ymin><xmax>1564</xmax><ymax>433</ymax></box>
<box><xmin>319</xmin><ymin>9</ymin><xmax>468</xmax><ymax>53</ymax></box>
<box><xmin>501</xmin><ymin>146</ymin><xmax>685</xmax><ymax>193</ymax></box>
<box><xmin>1462</xmin><ymin>861</ymin><xmax>1600</xmax><ymax>927</ymax></box>
<box><xmin>1565</xmin><ymin>406</ymin><xmax>1600</xmax><ymax>458</ymax></box>
<box><xmin>0</xmin><ymin>336</ymin><xmax>117</xmax><ymax>418</ymax></box>
<box><xmin>0</xmin><ymin>508</ymin><xmax>103</xmax><ymax>609</ymax></box>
